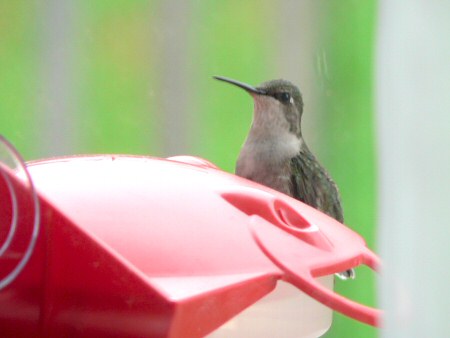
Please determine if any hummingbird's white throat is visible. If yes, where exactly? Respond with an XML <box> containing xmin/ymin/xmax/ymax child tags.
<box><xmin>238</xmin><ymin>94</ymin><xmax>302</xmax><ymax>174</ymax></box>
<box><xmin>251</xmin><ymin>95</ymin><xmax>300</xmax><ymax>144</ymax></box>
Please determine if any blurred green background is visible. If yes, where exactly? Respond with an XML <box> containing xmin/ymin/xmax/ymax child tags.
<box><xmin>0</xmin><ymin>1</ymin><xmax>377</xmax><ymax>337</ymax></box>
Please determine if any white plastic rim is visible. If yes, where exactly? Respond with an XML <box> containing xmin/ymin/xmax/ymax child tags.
<box><xmin>0</xmin><ymin>136</ymin><xmax>40</xmax><ymax>290</ymax></box>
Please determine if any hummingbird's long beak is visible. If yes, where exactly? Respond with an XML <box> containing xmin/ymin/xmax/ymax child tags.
<box><xmin>213</xmin><ymin>76</ymin><xmax>266</xmax><ymax>95</ymax></box>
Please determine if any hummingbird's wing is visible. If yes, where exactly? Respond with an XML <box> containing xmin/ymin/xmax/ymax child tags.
<box><xmin>290</xmin><ymin>150</ymin><xmax>357</xmax><ymax>280</ymax></box>
<box><xmin>289</xmin><ymin>149</ymin><xmax>344</xmax><ymax>223</ymax></box>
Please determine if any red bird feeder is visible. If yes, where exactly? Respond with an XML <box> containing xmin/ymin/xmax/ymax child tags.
<box><xmin>0</xmin><ymin>137</ymin><xmax>380</xmax><ymax>337</ymax></box>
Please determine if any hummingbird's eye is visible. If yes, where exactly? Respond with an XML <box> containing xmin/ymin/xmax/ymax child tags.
<box><xmin>275</xmin><ymin>92</ymin><xmax>291</xmax><ymax>104</ymax></box>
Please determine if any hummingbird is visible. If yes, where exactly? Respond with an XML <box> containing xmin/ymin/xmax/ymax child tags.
<box><xmin>214</xmin><ymin>76</ymin><xmax>354</xmax><ymax>280</ymax></box>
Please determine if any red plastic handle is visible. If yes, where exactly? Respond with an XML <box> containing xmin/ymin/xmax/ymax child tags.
<box><xmin>249</xmin><ymin>215</ymin><xmax>382</xmax><ymax>327</ymax></box>
<box><xmin>281</xmin><ymin>249</ymin><xmax>380</xmax><ymax>326</ymax></box>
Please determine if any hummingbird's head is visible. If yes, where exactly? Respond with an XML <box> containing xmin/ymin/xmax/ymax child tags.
<box><xmin>214</xmin><ymin>76</ymin><xmax>304</xmax><ymax>138</ymax></box>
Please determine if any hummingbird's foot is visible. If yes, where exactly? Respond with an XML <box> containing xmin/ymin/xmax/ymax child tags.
<box><xmin>335</xmin><ymin>268</ymin><xmax>356</xmax><ymax>280</ymax></box>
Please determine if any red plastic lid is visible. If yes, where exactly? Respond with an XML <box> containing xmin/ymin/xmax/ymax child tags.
<box><xmin>0</xmin><ymin>140</ymin><xmax>381</xmax><ymax>337</ymax></box>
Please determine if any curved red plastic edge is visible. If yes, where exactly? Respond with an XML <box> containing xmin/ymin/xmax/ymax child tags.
<box><xmin>284</xmin><ymin>250</ymin><xmax>381</xmax><ymax>326</ymax></box>
<box><xmin>250</xmin><ymin>216</ymin><xmax>382</xmax><ymax>327</ymax></box>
